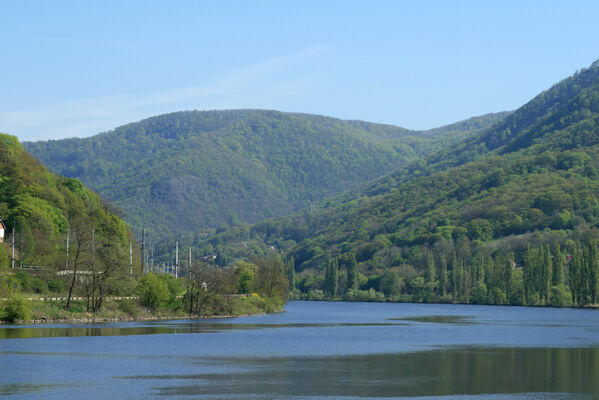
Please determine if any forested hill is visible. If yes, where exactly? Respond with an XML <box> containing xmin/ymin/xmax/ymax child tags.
<box><xmin>24</xmin><ymin>110</ymin><xmax>506</xmax><ymax>242</ymax></box>
<box><xmin>200</xmin><ymin>60</ymin><xmax>599</xmax><ymax>306</ymax></box>
<box><xmin>0</xmin><ymin>134</ymin><xmax>134</xmax><ymax>269</ymax></box>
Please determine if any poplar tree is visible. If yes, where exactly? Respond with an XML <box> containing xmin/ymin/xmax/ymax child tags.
<box><xmin>590</xmin><ymin>242</ymin><xmax>599</xmax><ymax>304</ymax></box>
<box><xmin>540</xmin><ymin>244</ymin><xmax>552</xmax><ymax>304</ymax></box>
<box><xmin>324</xmin><ymin>257</ymin><xmax>338</xmax><ymax>298</ymax></box>
<box><xmin>286</xmin><ymin>256</ymin><xmax>296</xmax><ymax>291</ymax></box>
<box><xmin>439</xmin><ymin>255</ymin><xmax>448</xmax><ymax>297</ymax></box>
<box><xmin>345</xmin><ymin>253</ymin><xmax>358</xmax><ymax>292</ymax></box>
<box><xmin>523</xmin><ymin>245</ymin><xmax>538</xmax><ymax>304</ymax></box>
<box><xmin>552</xmin><ymin>243</ymin><xmax>564</xmax><ymax>286</ymax></box>
<box><xmin>425</xmin><ymin>252</ymin><xmax>436</xmax><ymax>284</ymax></box>
<box><xmin>569</xmin><ymin>242</ymin><xmax>582</xmax><ymax>306</ymax></box>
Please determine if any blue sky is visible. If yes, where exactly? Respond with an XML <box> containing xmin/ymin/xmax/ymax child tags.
<box><xmin>2</xmin><ymin>0</ymin><xmax>599</xmax><ymax>142</ymax></box>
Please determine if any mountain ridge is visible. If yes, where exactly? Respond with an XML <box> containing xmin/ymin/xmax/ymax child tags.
<box><xmin>198</xmin><ymin>59</ymin><xmax>599</xmax><ymax>273</ymax></box>
<box><xmin>24</xmin><ymin>109</ymin><xmax>508</xmax><ymax>242</ymax></box>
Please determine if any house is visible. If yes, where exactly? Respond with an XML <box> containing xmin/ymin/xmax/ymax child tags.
<box><xmin>0</xmin><ymin>219</ymin><xmax>5</xmax><ymax>243</ymax></box>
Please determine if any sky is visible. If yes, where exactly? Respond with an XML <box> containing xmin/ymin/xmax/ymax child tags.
<box><xmin>2</xmin><ymin>0</ymin><xmax>599</xmax><ymax>142</ymax></box>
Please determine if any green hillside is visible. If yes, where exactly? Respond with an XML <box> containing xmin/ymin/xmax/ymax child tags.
<box><xmin>24</xmin><ymin>110</ymin><xmax>506</xmax><ymax>242</ymax></box>
<box><xmin>203</xmin><ymin>61</ymin><xmax>599</xmax><ymax>307</ymax></box>
<box><xmin>0</xmin><ymin>133</ymin><xmax>134</xmax><ymax>271</ymax></box>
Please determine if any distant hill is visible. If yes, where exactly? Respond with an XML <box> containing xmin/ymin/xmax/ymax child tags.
<box><xmin>0</xmin><ymin>134</ymin><xmax>133</xmax><ymax>269</ymax></box>
<box><xmin>205</xmin><ymin>60</ymin><xmax>599</xmax><ymax>273</ymax></box>
<box><xmin>24</xmin><ymin>110</ymin><xmax>507</xmax><ymax>243</ymax></box>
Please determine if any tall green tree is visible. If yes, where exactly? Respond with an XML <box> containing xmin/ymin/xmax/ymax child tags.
<box><xmin>344</xmin><ymin>253</ymin><xmax>358</xmax><ymax>292</ymax></box>
<box><xmin>286</xmin><ymin>256</ymin><xmax>296</xmax><ymax>291</ymax></box>
<box><xmin>552</xmin><ymin>243</ymin><xmax>564</xmax><ymax>286</ymax></box>
<box><xmin>323</xmin><ymin>256</ymin><xmax>339</xmax><ymax>298</ymax></box>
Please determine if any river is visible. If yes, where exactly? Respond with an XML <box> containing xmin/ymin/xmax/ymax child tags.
<box><xmin>1</xmin><ymin>301</ymin><xmax>598</xmax><ymax>399</ymax></box>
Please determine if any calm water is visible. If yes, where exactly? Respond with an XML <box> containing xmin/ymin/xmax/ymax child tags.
<box><xmin>1</xmin><ymin>301</ymin><xmax>598</xmax><ymax>399</ymax></box>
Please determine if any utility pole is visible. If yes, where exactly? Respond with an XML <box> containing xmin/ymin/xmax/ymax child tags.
<box><xmin>19</xmin><ymin>233</ymin><xmax>23</xmax><ymax>269</ymax></box>
<box><xmin>141</xmin><ymin>228</ymin><xmax>146</xmax><ymax>273</ymax></box>
<box><xmin>189</xmin><ymin>247</ymin><xmax>192</xmax><ymax>274</ymax></box>
<box><xmin>175</xmin><ymin>241</ymin><xmax>179</xmax><ymax>279</ymax></box>
<box><xmin>129</xmin><ymin>242</ymin><xmax>133</xmax><ymax>275</ymax></box>
<box><xmin>11</xmin><ymin>226</ymin><xmax>15</xmax><ymax>270</ymax></box>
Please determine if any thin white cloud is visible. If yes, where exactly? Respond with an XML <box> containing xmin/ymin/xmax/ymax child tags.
<box><xmin>2</xmin><ymin>46</ymin><xmax>328</xmax><ymax>142</ymax></box>
<box><xmin>1</xmin><ymin>33</ymin><xmax>128</xmax><ymax>49</ymax></box>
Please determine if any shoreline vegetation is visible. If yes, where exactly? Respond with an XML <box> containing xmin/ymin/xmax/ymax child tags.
<box><xmin>0</xmin><ymin>255</ymin><xmax>289</xmax><ymax>324</ymax></box>
<box><xmin>0</xmin><ymin>296</ymin><xmax>276</xmax><ymax>325</ymax></box>
<box><xmin>2</xmin><ymin>294</ymin><xmax>596</xmax><ymax>327</ymax></box>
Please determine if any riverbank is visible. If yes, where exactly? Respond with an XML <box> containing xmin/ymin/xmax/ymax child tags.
<box><xmin>289</xmin><ymin>294</ymin><xmax>599</xmax><ymax>310</ymax></box>
<box><xmin>0</xmin><ymin>294</ymin><xmax>284</xmax><ymax>324</ymax></box>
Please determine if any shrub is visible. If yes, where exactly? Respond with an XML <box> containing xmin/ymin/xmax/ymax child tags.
<box><xmin>117</xmin><ymin>299</ymin><xmax>139</xmax><ymax>317</ymax></box>
<box><xmin>1</xmin><ymin>296</ymin><xmax>32</xmax><ymax>322</ymax></box>
<box><xmin>14</xmin><ymin>271</ymin><xmax>47</xmax><ymax>294</ymax></box>
<box><xmin>470</xmin><ymin>281</ymin><xmax>489</xmax><ymax>304</ymax></box>
<box><xmin>47</xmin><ymin>279</ymin><xmax>65</xmax><ymax>293</ymax></box>
<box><xmin>550</xmin><ymin>284</ymin><xmax>572</xmax><ymax>307</ymax></box>
<box><xmin>137</xmin><ymin>273</ymin><xmax>170</xmax><ymax>309</ymax></box>
<box><xmin>306</xmin><ymin>289</ymin><xmax>325</xmax><ymax>300</ymax></box>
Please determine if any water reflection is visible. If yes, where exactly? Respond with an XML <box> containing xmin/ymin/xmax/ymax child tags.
<box><xmin>0</xmin><ymin>383</ymin><xmax>60</xmax><ymax>396</ymax></box>
<box><xmin>123</xmin><ymin>347</ymin><xmax>599</xmax><ymax>398</ymax></box>
<box><xmin>1</xmin><ymin>302</ymin><xmax>598</xmax><ymax>399</ymax></box>
<box><xmin>0</xmin><ymin>321</ymin><xmax>407</xmax><ymax>339</ymax></box>
<box><xmin>390</xmin><ymin>315</ymin><xmax>476</xmax><ymax>324</ymax></box>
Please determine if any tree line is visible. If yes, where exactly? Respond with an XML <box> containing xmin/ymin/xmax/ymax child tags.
<box><xmin>294</xmin><ymin>240</ymin><xmax>598</xmax><ymax>307</ymax></box>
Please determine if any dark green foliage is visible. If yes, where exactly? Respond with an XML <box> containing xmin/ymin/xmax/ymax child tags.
<box><xmin>286</xmin><ymin>256</ymin><xmax>296</xmax><ymax>291</ymax></box>
<box><xmin>14</xmin><ymin>271</ymin><xmax>47</xmax><ymax>294</ymax></box>
<box><xmin>199</xmin><ymin>60</ymin><xmax>599</xmax><ymax>308</ymax></box>
<box><xmin>323</xmin><ymin>256</ymin><xmax>339</xmax><ymax>298</ymax></box>
<box><xmin>24</xmin><ymin>110</ymin><xmax>507</xmax><ymax>243</ymax></box>
<box><xmin>341</xmin><ymin>253</ymin><xmax>358</xmax><ymax>292</ymax></box>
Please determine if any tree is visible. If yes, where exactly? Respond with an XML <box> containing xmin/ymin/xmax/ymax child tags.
<box><xmin>82</xmin><ymin>215</ymin><xmax>131</xmax><ymax>313</ymax></box>
<box><xmin>569</xmin><ymin>242</ymin><xmax>582</xmax><ymax>305</ymax></box>
<box><xmin>64</xmin><ymin>214</ymin><xmax>93</xmax><ymax>310</ymax></box>
<box><xmin>253</xmin><ymin>255</ymin><xmax>289</xmax><ymax>305</ymax></box>
<box><xmin>587</xmin><ymin>241</ymin><xmax>598</xmax><ymax>304</ymax></box>
<box><xmin>137</xmin><ymin>273</ymin><xmax>170</xmax><ymax>308</ymax></box>
<box><xmin>539</xmin><ymin>245</ymin><xmax>552</xmax><ymax>304</ymax></box>
<box><xmin>323</xmin><ymin>256</ymin><xmax>338</xmax><ymax>298</ymax></box>
<box><xmin>552</xmin><ymin>243</ymin><xmax>564</xmax><ymax>286</ymax></box>
<box><xmin>438</xmin><ymin>255</ymin><xmax>448</xmax><ymax>297</ymax></box>
<box><xmin>342</xmin><ymin>253</ymin><xmax>358</xmax><ymax>292</ymax></box>
<box><xmin>185</xmin><ymin>261</ymin><xmax>228</xmax><ymax>316</ymax></box>
<box><xmin>286</xmin><ymin>256</ymin><xmax>296</xmax><ymax>291</ymax></box>
<box><xmin>236</xmin><ymin>261</ymin><xmax>257</xmax><ymax>294</ymax></box>
<box><xmin>380</xmin><ymin>270</ymin><xmax>401</xmax><ymax>298</ymax></box>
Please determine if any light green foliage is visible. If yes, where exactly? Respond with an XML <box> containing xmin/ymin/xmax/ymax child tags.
<box><xmin>0</xmin><ymin>245</ymin><xmax>10</xmax><ymax>269</ymax></box>
<box><xmin>236</xmin><ymin>261</ymin><xmax>258</xmax><ymax>294</ymax></box>
<box><xmin>0</xmin><ymin>133</ymin><xmax>133</xmax><ymax>269</ymax></box>
<box><xmin>1</xmin><ymin>295</ymin><xmax>32</xmax><ymax>322</ymax></box>
<box><xmin>550</xmin><ymin>284</ymin><xmax>572</xmax><ymax>307</ymax></box>
<box><xmin>137</xmin><ymin>273</ymin><xmax>171</xmax><ymax>309</ymax></box>
<box><xmin>470</xmin><ymin>281</ymin><xmax>488</xmax><ymax>304</ymax></box>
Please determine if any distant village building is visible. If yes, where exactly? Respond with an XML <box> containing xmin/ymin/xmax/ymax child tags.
<box><xmin>0</xmin><ymin>219</ymin><xmax>5</xmax><ymax>243</ymax></box>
